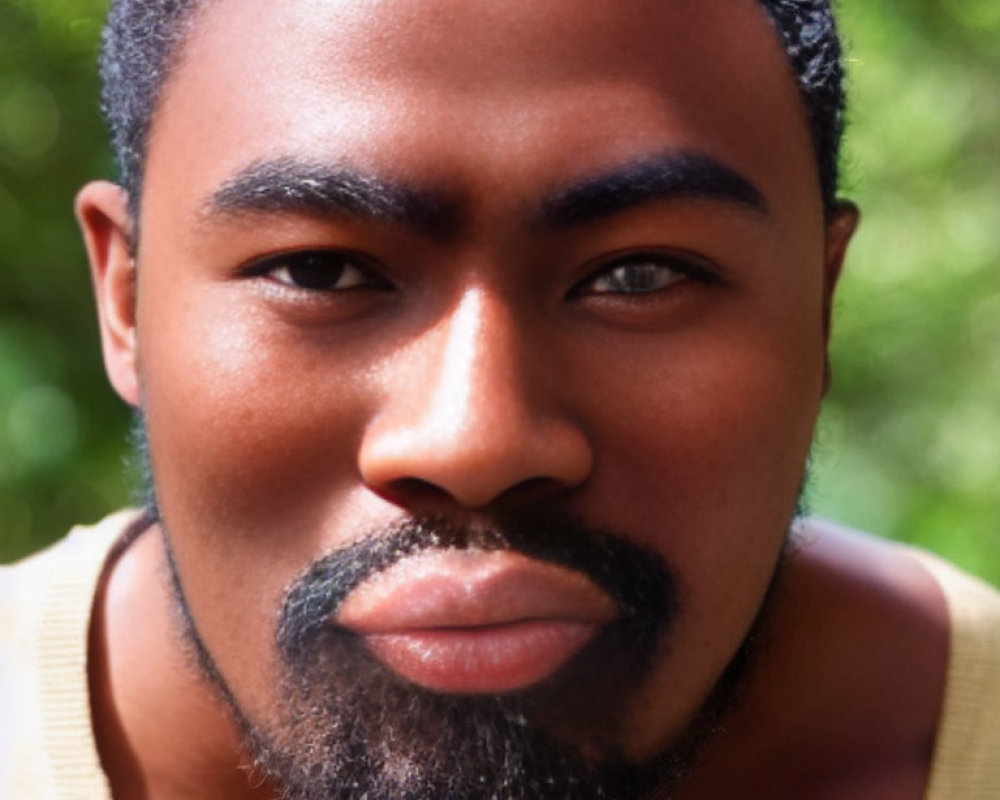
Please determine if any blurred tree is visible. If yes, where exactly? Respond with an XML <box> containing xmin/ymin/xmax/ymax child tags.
<box><xmin>812</xmin><ymin>0</ymin><xmax>1000</xmax><ymax>584</ymax></box>
<box><xmin>1</xmin><ymin>0</ymin><xmax>129</xmax><ymax>561</ymax></box>
<box><xmin>0</xmin><ymin>0</ymin><xmax>997</xmax><ymax>584</ymax></box>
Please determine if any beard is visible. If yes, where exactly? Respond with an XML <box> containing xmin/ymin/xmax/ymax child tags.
<box><xmin>261</xmin><ymin>511</ymin><xmax>678</xmax><ymax>800</ymax></box>
<box><xmin>134</xmin><ymin>416</ymin><xmax>779</xmax><ymax>800</ymax></box>
<box><xmin>160</xmin><ymin>511</ymin><xmax>775</xmax><ymax>800</ymax></box>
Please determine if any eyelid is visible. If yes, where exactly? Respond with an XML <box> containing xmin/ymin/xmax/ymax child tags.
<box><xmin>240</xmin><ymin>247</ymin><xmax>372</xmax><ymax>274</ymax></box>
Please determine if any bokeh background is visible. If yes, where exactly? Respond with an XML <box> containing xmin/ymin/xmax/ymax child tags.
<box><xmin>1</xmin><ymin>0</ymin><xmax>998</xmax><ymax>583</ymax></box>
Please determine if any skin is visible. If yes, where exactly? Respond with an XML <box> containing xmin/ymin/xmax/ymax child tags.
<box><xmin>76</xmin><ymin>0</ymin><xmax>949</xmax><ymax>797</ymax></box>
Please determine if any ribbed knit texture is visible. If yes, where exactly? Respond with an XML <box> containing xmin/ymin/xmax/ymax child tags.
<box><xmin>912</xmin><ymin>550</ymin><xmax>1000</xmax><ymax>800</ymax></box>
<box><xmin>1</xmin><ymin>510</ymin><xmax>136</xmax><ymax>800</ymax></box>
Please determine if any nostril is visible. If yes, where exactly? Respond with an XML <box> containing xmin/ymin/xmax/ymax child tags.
<box><xmin>382</xmin><ymin>477</ymin><xmax>456</xmax><ymax>506</ymax></box>
<box><xmin>494</xmin><ymin>476</ymin><xmax>577</xmax><ymax>506</ymax></box>
<box><xmin>381</xmin><ymin>475</ymin><xmax>577</xmax><ymax>511</ymax></box>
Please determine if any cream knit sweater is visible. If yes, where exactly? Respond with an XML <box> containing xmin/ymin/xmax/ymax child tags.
<box><xmin>1</xmin><ymin>511</ymin><xmax>129</xmax><ymax>799</ymax></box>
<box><xmin>2</xmin><ymin>513</ymin><xmax>998</xmax><ymax>799</ymax></box>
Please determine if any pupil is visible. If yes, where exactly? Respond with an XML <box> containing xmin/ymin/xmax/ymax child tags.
<box><xmin>610</xmin><ymin>263</ymin><xmax>659</xmax><ymax>292</ymax></box>
<box><xmin>289</xmin><ymin>256</ymin><xmax>343</xmax><ymax>289</ymax></box>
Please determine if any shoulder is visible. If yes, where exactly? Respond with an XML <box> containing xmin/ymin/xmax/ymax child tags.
<box><xmin>1</xmin><ymin>510</ymin><xmax>139</xmax><ymax>640</ymax></box>
<box><xmin>674</xmin><ymin>519</ymin><xmax>959</xmax><ymax>799</ymax></box>
<box><xmin>791</xmin><ymin>518</ymin><xmax>951</xmax><ymax>717</ymax></box>
<box><xmin>786</xmin><ymin>520</ymin><xmax>1000</xmax><ymax>800</ymax></box>
<box><xmin>0</xmin><ymin>509</ymin><xmax>141</xmax><ymax>800</ymax></box>
<box><xmin>905</xmin><ymin>548</ymin><xmax>1000</xmax><ymax>800</ymax></box>
<box><xmin>738</xmin><ymin>520</ymin><xmax>951</xmax><ymax>798</ymax></box>
<box><xmin>907</xmin><ymin>545</ymin><xmax>1000</xmax><ymax>627</ymax></box>
<box><xmin>1</xmin><ymin>509</ymin><xmax>138</xmax><ymax>638</ymax></box>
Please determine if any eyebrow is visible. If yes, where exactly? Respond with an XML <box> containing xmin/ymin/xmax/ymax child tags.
<box><xmin>202</xmin><ymin>157</ymin><xmax>458</xmax><ymax>237</ymax></box>
<box><xmin>539</xmin><ymin>150</ymin><xmax>768</xmax><ymax>228</ymax></box>
<box><xmin>202</xmin><ymin>150</ymin><xmax>766</xmax><ymax>239</ymax></box>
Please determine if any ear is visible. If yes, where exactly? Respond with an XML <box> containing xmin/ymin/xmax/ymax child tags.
<box><xmin>76</xmin><ymin>181</ymin><xmax>141</xmax><ymax>407</ymax></box>
<box><xmin>821</xmin><ymin>200</ymin><xmax>859</xmax><ymax>392</ymax></box>
<box><xmin>821</xmin><ymin>201</ymin><xmax>859</xmax><ymax>339</ymax></box>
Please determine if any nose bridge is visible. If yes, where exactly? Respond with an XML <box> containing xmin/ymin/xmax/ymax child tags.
<box><xmin>359</xmin><ymin>285</ymin><xmax>592</xmax><ymax>508</ymax></box>
<box><xmin>432</xmin><ymin>285</ymin><xmax>520</xmax><ymax>435</ymax></box>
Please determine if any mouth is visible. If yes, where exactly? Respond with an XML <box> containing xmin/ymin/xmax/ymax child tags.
<box><xmin>336</xmin><ymin>548</ymin><xmax>618</xmax><ymax>694</ymax></box>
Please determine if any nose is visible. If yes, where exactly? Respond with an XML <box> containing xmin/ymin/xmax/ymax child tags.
<box><xmin>358</xmin><ymin>287</ymin><xmax>593</xmax><ymax>509</ymax></box>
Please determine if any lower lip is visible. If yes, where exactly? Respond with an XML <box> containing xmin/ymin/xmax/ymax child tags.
<box><xmin>362</xmin><ymin>619</ymin><xmax>600</xmax><ymax>694</ymax></box>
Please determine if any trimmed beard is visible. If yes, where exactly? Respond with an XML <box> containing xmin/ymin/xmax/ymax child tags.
<box><xmin>133</xmin><ymin>413</ymin><xmax>783</xmax><ymax>799</ymax></box>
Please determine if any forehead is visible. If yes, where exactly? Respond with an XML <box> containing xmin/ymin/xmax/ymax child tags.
<box><xmin>144</xmin><ymin>0</ymin><xmax>819</xmax><ymax>230</ymax></box>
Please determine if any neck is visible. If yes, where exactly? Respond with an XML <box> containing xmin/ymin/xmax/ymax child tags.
<box><xmin>89</xmin><ymin>523</ymin><xmax>277</xmax><ymax>800</ymax></box>
<box><xmin>673</xmin><ymin>521</ymin><xmax>948</xmax><ymax>799</ymax></box>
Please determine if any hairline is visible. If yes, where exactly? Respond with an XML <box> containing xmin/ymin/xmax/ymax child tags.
<box><xmin>105</xmin><ymin>0</ymin><xmax>843</xmax><ymax>232</ymax></box>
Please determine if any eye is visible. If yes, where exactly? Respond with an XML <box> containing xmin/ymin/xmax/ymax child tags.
<box><xmin>586</xmin><ymin>259</ymin><xmax>680</xmax><ymax>294</ymax></box>
<box><xmin>571</xmin><ymin>251</ymin><xmax>716</xmax><ymax>297</ymax></box>
<box><xmin>246</xmin><ymin>249</ymin><xmax>391</xmax><ymax>292</ymax></box>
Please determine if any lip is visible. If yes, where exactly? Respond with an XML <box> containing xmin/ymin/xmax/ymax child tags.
<box><xmin>336</xmin><ymin>549</ymin><xmax>617</xmax><ymax>693</ymax></box>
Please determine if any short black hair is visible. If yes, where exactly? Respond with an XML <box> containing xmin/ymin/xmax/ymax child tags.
<box><xmin>98</xmin><ymin>0</ymin><xmax>846</xmax><ymax>221</ymax></box>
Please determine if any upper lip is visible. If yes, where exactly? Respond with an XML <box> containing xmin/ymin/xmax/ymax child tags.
<box><xmin>335</xmin><ymin>548</ymin><xmax>618</xmax><ymax>633</ymax></box>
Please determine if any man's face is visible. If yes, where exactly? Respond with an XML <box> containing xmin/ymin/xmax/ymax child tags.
<box><xmin>87</xmin><ymin>0</ymin><xmax>852</xmax><ymax>795</ymax></box>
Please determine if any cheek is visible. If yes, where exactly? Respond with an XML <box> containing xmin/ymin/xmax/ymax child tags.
<box><xmin>142</xmin><ymin>307</ymin><xmax>362</xmax><ymax>532</ymax></box>
<box><xmin>582</xmin><ymin>340</ymin><xmax>818</xmax><ymax>575</ymax></box>
<box><xmin>136</xmin><ymin>285</ymin><xmax>385</xmax><ymax>703</ymax></box>
<box><xmin>577</xmin><ymin>302</ymin><xmax>822</xmax><ymax>525</ymax></box>
<box><xmin>568</xmin><ymin>309</ymin><xmax>823</xmax><ymax>754</ymax></box>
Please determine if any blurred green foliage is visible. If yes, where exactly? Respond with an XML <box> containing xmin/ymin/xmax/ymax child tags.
<box><xmin>811</xmin><ymin>0</ymin><xmax>1000</xmax><ymax>584</ymax></box>
<box><xmin>1</xmin><ymin>1</ymin><xmax>997</xmax><ymax>583</ymax></box>
<box><xmin>1</xmin><ymin>0</ymin><xmax>126</xmax><ymax>562</ymax></box>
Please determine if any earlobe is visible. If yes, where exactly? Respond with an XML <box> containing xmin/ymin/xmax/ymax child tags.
<box><xmin>75</xmin><ymin>181</ymin><xmax>141</xmax><ymax>407</ymax></box>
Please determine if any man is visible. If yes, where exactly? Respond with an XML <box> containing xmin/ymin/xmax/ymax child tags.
<box><xmin>2</xmin><ymin>0</ymin><xmax>999</xmax><ymax>798</ymax></box>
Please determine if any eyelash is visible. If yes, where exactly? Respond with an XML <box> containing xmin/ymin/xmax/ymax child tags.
<box><xmin>242</xmin><ymin>249</ymin><xmax>393</xmax><ymax>293</ymax></box>
<box><xmin>241</xmin><ymin>247</ymin><xmax>720</xmax><ymax>299</ymax></box>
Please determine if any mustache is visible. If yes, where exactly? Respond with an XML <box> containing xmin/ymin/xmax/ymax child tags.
<box><xmin>277</xmin><ymin>508</ymin><xmax>678</xmax><ymax>668</ymax></box>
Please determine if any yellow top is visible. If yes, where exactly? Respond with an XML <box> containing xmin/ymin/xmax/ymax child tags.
<box><xmin>1</xmin><ymin>511</ymin><xmax>129</xmax><ymax>800</ymax></box>
<box><xmin>2</xmin><ymin>514</ymin><xmax>999</xmax><ymax>799</ymax></box>
<box><xmin>911</xmin><ymin>549</ymin><xmax>1000</xmax><ymax>800</ymax></box>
